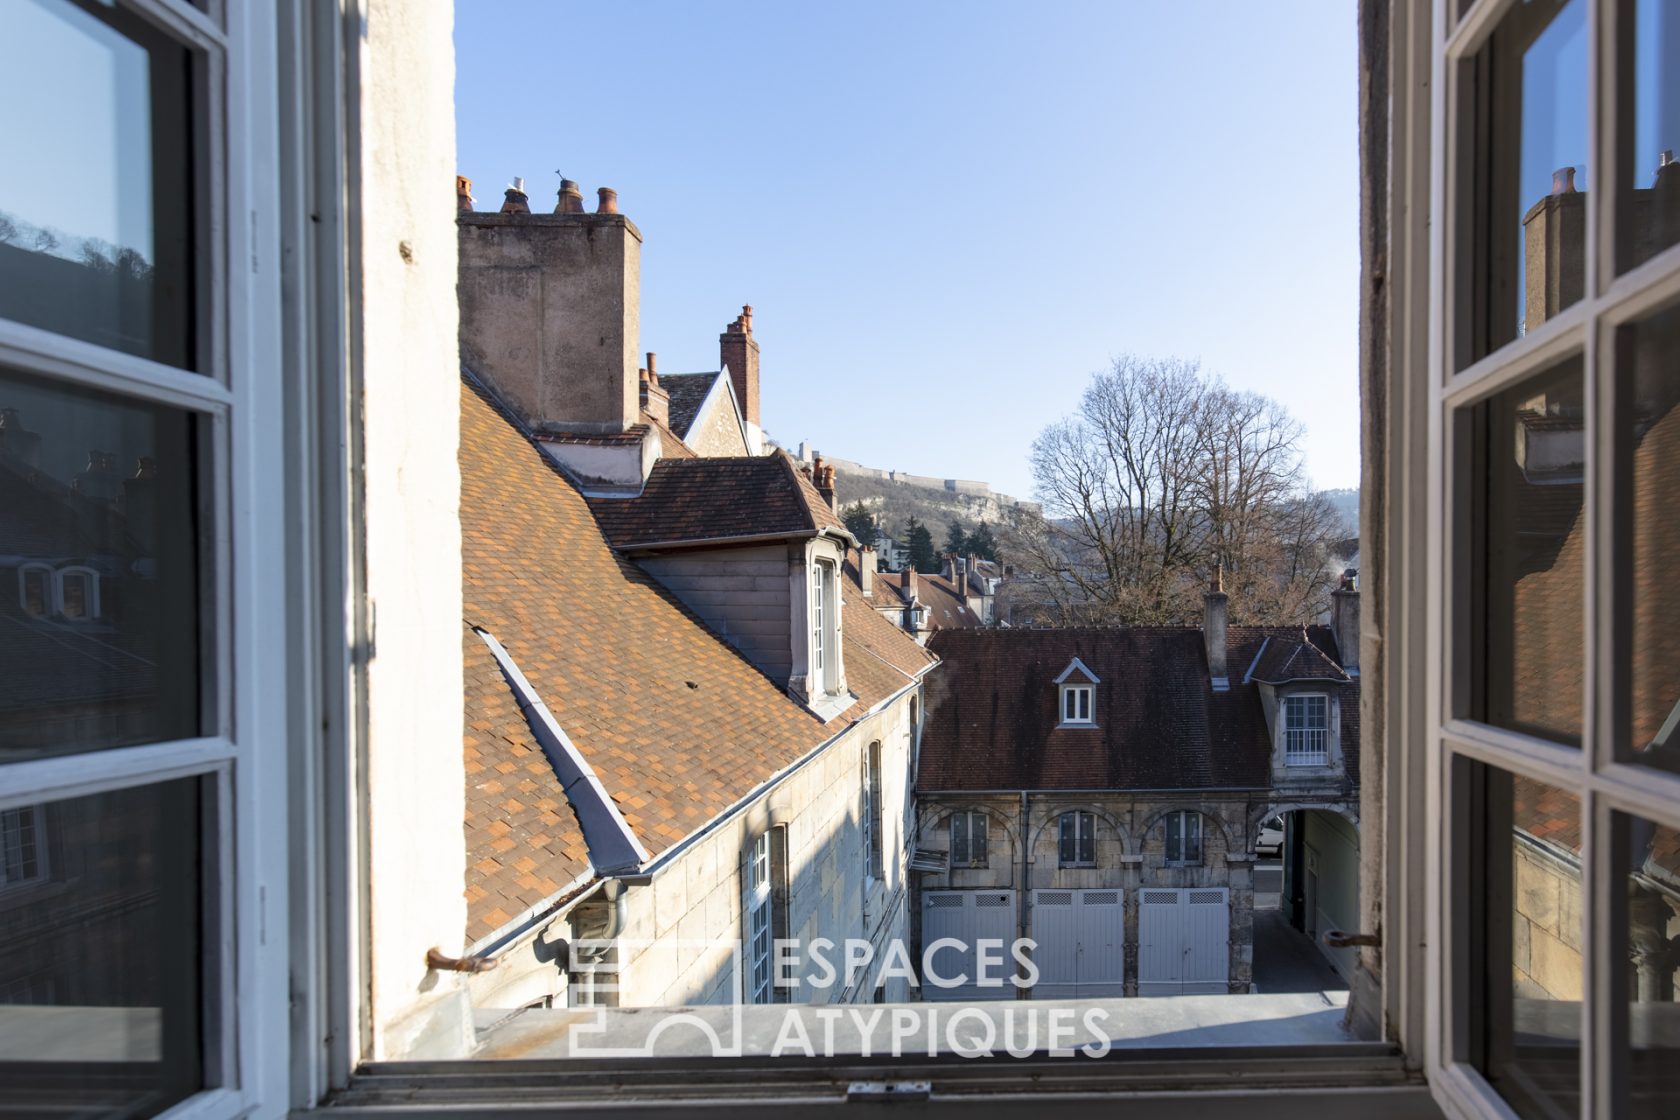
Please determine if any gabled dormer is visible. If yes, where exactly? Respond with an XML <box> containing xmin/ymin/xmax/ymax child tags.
<box><xmin>1241</xmin><ymin>633</ymin><xmax>1352</xmax><ymax>783</ymax></box>
<box><xmin>1053</xmin><ymin>657</ymin><xmax>1099</xmax><ymax>727</ymax></box>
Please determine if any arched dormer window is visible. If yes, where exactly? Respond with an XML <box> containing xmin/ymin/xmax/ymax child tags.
<box><xmin>17</xmin><ymin>563</ymin><xmax>52</xmax><ymax>618</ymax></box>
<box><xmin>54</xmin><ymin>566</ymin><xmax>100</xmax><ymax>621</ymax></box>
<box><xmin>1053</xmin><ymin>657</ymin><xmax>1099</xmax><ymax>726</ymax></box>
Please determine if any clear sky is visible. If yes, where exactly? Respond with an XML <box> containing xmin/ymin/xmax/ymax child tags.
<box><xmin>455</xmin><ymin>1</ymin><xmax>1361</xmax><ymax>500</ymax></box>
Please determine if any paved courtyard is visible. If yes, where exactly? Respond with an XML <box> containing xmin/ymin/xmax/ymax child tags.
<box><xmin>1252</xmin><ymin>908</ymin><xmax>1349</xmax><ymax>995</ymax></box>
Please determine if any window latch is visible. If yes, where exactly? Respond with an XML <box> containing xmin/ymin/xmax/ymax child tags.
<box><xmin>1321</xmin><ymin>929</ymin><xmax>1380</xmax><ymax>949</ymax></box>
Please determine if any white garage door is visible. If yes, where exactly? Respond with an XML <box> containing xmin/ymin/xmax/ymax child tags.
<box><xmin>921</xmin><ymin>890</ymin><xmax>1018</xmax><ymax>1002</ymax></box>
<box><xmin>1137</xmin><ymin>888</ymin><xmax>1229</xmax><ymax>996</ymax></box>
<box><xmin>1030</xmin><ymin>889</ymin><xmax>1125</xmax><ymax>999</ymax></box>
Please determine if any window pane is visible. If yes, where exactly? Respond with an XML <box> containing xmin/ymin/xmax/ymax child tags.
<box><xmin>1623</xmin><ymin>306</ymin><xmax>1680</xmax><ymax>773</ymax></box>
<box><xmin>0</xmin><ymin>0</ymin><xmax>195</xmax><ymax>368</ymax></box>
<box><xmin>1468</xmin><ymin>764</ymin><xmax>1581</xmax><ymax>1119</ymax></box>
<box><xmin>1621</xmin><ymin>812</ymin><xmax>1680</xmax><ymax>1118</ymax></box>
<box><xmin>1627</xmin><ymin>0</ymin><xmax>1680</xmax><ymax>270</ymax></box>
<box><xmin>0</xmin><ymin>779</ymin><xmax>205</xmax><ymax>1117</ymax></box>
<box><xmin>1458</xmin><ymin>0</ymin><xmax>1588</xmax><ymax>367</ymax></box>
<box><xmin>1470</xmin><ymin>358</ymin><xmax>1584</xmax><ymax>746</ymax></box>
<box><xmin>0</xmin><ymin>368</ymin><xmax>204</xmax><ymax>760</ymax></box>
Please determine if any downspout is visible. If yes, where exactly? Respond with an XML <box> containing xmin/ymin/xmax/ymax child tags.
<box><xmin>1018</xmin><ymin>790</ymin><xmax>1030</xmax><ymax>998</ymax></box>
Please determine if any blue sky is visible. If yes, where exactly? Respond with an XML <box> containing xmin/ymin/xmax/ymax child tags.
<box><xmin>455</xmin><ymin>1</ymin><xmax>1361</xmax><ymax>500</ymax></box>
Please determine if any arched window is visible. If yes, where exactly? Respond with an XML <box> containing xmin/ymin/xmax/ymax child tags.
<box><xmin>1058</xmin><ymin>810</ymin><xmax>1097</xmax><ymax>867</ymax></box>
<box><xmin>17</xmin><ymin>563</ymin><xmax>52</xmax><ymax>618</ymax></box>
<box><xmin>54</xmin><ymin>566</ymin><xmax>100</xmax><ymax>621</ymax></box>
<box><xmin>1164</xmin><ymin>811</ymin><xmax>1203</xmax><ymax>865</ymax></box>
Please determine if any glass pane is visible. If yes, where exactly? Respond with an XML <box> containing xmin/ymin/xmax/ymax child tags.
<box><xmin>1625</xmin><ymin>305</ymin><xmax>1680</xmax><ymax>773</ymax></box>
<box><xmin>1621</xmin><ymin>812</ymin><xmax>1680</xmax><ymax>1118</ymax></box>
<box><xmin>1628</xmin><ymin>0</ymin><xmax>1680</xmax><ymax>270</ymax></box>
<box><xmin>0</xmin><ymin>779</ymin><xmax>205</xmax><ymax>1118</ymax></box>
<box><xmin>1471</xmin><ymin>358</ymin><xmax>1585</xmax><ymax>745</ymax></box>
<box><xmin>0</xmin><ymin>0</ymin><xmax>195</xmax><ymax>368</ymax></box>
<box><xmin>0</xmin><ymin>368</ymin><xmax>204</xmax><ymax>759</ymax></box>
<box><xmin>1459</xmin><ymin>0</ymin><xmax>1588</xmax><ymax>367</ymax></box>
<box><xmin>1470</xmin><ymin>764</ymin><xmax>1582</xmax><ymax>1118</ymax></box>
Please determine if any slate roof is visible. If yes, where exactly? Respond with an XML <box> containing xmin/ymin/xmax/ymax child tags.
<box><xmin>917</xmin><ymin>625</ymin><xmax>1358</xmax><ymax>794</ymax></box>
<box><xmin>459</xmin><ymin>377</ymin><xmax>930</xmax><ymax>944</ymax></box>
<box><xmin>585</xmin><ymin>450</ymin><xmax>850</xmax><ymax>551</ymax></box>
<box><xmin>1243</xmin><ymin>632</ymin><xmax>1351</xmax><ymax>684</ymax></box>
<box><xmin>657</xmin><ymin>371</ymin><xmax>726</xmax><ymax>438</ymax></box>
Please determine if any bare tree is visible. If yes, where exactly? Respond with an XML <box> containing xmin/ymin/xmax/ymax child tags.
<box><xmin>1019</xmin><ymin>355</ymin><xmax>1339</xmax><ymax>626</ymax></box>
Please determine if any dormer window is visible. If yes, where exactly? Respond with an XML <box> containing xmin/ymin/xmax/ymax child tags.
<box><xmin>18</xmin><ymin>564</ymin><xmax>50</xmax><ymax>618</ymax></box>
<box><xmin>55</xmin><ymin>566</ymin><xmax>99</xmax><ymax>621</ymax></box>
<box><xmin>1283</xmin><ymin>694</ymin><xmax>1331</xmax><ymax>766</ymax></box>
<box><xmin>1053</xmin><ymin>657</ymin><xmax>1099</xmax><ymax>726</ymax></box>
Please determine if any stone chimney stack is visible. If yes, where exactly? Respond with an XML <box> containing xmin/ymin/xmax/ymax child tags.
<box><xmin>1205</xmin><ymin>566</ymin><xmax>1229</xmax><ymax>691</ymax></box>
<box><xmin>955</xmin><ymin>556</ymin><xmax>968</xmax><ymax>598</ymax></box>
<box><xmin>1522</xmin><ymin>165</ymin><xmax>1585</xmax><ymax>331</ymax></box>
<box><xmin>859</xmin><ymin>546</ymin><xmax>876</xmax><ymax>596</ymax></box>
<box><xmin>640</xmin><ymin>351</ymin><xmax>669</xmax><ymax>427</ymax></box>
<box><xmin>458</xmin><ymin>172</ymin><xmax>642</xmax><ymax>435</ymax></box>
<box><xmin>1331</xmin><ymin>569</ymin><xmax>1360</xmax><ymax>676</ymax></box>
<box><xmin>720</xmin><ymin>305</ymin><xmax>761</xmax><ymax>430</ymax></box>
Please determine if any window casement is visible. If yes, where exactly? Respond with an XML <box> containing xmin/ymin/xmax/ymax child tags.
<box><xmin>1283</xmin><ymin>693</ymin><xmax>1330</xmax><ymax>765</ymax></box>
<box><xmin>1418</xmin><ymin>1</ymin><xmax>1680</xmax><ymax>1116</ymax></box>
<box><xmin>811</xmin><ymin>557</ymin><xmax>837</xmax><ymax>694</ymax></box>
<box><xmin>1058</xmin><ymin>810</ymin><xmax>1097</xmax><ymax>867</ymax></box>
<box><xmin>863</xmin><ymin>740</ymin><xmax>884</xmax><ymax>881</ymax></box>
<box><xmin>1164</xmin><ymin>810</ymin><xmax>1203</xmax><ymax>866</ymax></box>
<box><xmin>0</xmin><ymin>2</ymin><xmax>289</xmax><ymax>1117</ymax></box>
<box><xmin>0</xmin><ymin>805</ymin><xmax>47</xmax><ymax>890</ymax></box>
<box><xmin>949</xmin><ymin>809</ymin><xmax>989</xmax><ymax>868</ymax></box>
<box><xmin>743</xmin><ymin>828</ymin><xmax>788</xmax><ymax>1005</ymax></box>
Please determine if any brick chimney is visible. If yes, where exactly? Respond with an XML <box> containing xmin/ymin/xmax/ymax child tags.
<box><xmin>458</xmin><ymin>173</ymin><xmax>642</xmax><ymax>435</ymax></box>
<box><xmin>1331</xmin><ymin>569</ymin><xmax>1360</xmax><ymax>677</ymax></box>
<box><xmin>1522</xmin><ymin>166</ymin><xmax>1585</xmax><ymax>331</ymax></box>
<box><xmin>457</xmin><ymin>175</ymin><xmax>475</xmax><ymax>212</ymax></box>
<box><xmin>640</xmin><ymin>351</ymin><xmax>669</xmax><ymax>427</ymax></box>
<box><xmin>859</xmin><ymin>546</ymin><xmax>876</xmax><ymax>596</ymax></box>
<box><xmin>811</xmin><ymin>454</ymin><xmax>836</xmax><ymax>509</ymax></box>
<box><xmin>901</xmin><ymin>566</ymin><xmax>913</xmax><ymax>591</ymax></box>
<box><xmin>1205</xmin><ymin>566</ymin><xmax>1229</xmax><ymax>691</ymax></box>
<box><xmin>720</xmin><ymin>305</ymin><xmax>760</xmax><ymax>429</ymax></box>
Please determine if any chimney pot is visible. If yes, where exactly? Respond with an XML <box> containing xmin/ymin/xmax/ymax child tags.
<box><xmin>456</xmin><ymin>175</ymin><xmax>475</xmax><ymax>212</ymax></box>
<box><xmin>555</xmin><ymin>177</ymin><xmax>585</xmax><ymax>214</ymax></box>
<box><xmin>500</xmin><ymin>178</ymin><xmax>531</xmax><ymax>215</ymax></box>
<box><xmin>1552</xmin><ymin>166</ymin><xmax>1578</xmax><ymax>195</ymax></box>
<box><xmin>596</xmin><ymin>187</ymin><xmax>619</xmax><ymax>214</ymax></box>
<box><xmin>646</xmin><ymin>352</ymin><xmax>657</xmax><ymax>381</ymax></box>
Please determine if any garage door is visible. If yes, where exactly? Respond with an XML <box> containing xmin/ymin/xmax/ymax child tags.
<box><xmin>921</xmin><ymin>890</ymin><xmax>1017</xmax><ymax>1002</ymax></box>
<box><xmin>1137</xmin><ymin>888</ymin><xmax>1229</xmax><ymax>996</ymax></box>
<box><xmin>1030</xmin><ymin>889</ymin><xmax>1125</xmax><ymax>999</ymax></box>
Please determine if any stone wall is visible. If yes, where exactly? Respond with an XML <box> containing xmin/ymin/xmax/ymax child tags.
<box><xmin>683</xmin><ymin>386</ymin><xmax>751</xmax><ymax>457</ymax></box>
<box><xmin>1512</xmin><ymin>838</ymin><xmax>1583</xmax><ymax>1002</ymax></box>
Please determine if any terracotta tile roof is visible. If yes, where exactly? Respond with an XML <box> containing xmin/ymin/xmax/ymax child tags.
<box><xmin>459</xmin><ymin>378</ymin><xmax>928</xmax><ymax>944</ymax></box>
<box><xmin>586</xmin><ymin>450</ymin><xmax>849</xmax><ymax>551</ymax></box>
<box><xmin>657</xmin><ymin>372</ymin><xmax>725</xmax><ymax>438</ymax></box>
<box><xmin>868</xmin><ymin>568</ymin><xmax>984</xmax><ymax>630</ymax></box>
<box><xmin>917</xmin><ymin>626</ymin><xmax>1358</xmax><ymax>794</ymax></box>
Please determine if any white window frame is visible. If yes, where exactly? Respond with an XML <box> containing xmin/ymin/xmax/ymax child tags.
<box><xmin>1059</xmin><ymin>683</ymin><xmax>1094</xmax><ymax>726</ymax></box>
<box><xmin>52</xmin><ymin>564</ymin><xmax>102</xmax><ymax>621</ymax></box>
<box><xmin>1164</xmin><ymin>810</ymin><xmax>1203</xmax><ymax>866</ymax></box>
<box><xmin>811</xmin><ymin>557</ymin><xmax>837</xmax><ymax>695</ymax></box>
<box><xmin>863</xmin><ymin>741</ymin><xmax>884</xmax><ymax>881</ymax></box>
<box><xmin>0</xmin><ymin>2</ymin><xmax>291</xmax><ymax>1117</ymax></box>
<box><xmin>1283</xmin><ymin>693</ymin><xmax>1331</xmax><ymax>766</ymax></box>
<box><xmin>1418</xmin><ymin>2</ymin><xmax>1680</xmax><ymax>1117</ymax></box>
<box><xmin>949</xmin><ymin>809</ymin><xmax>989</xmax><ymax>869</ymax></box>
<box><xmin>745</xmin><ymin>831</ymin><xmax>774</xmax><ymax>1005</ymax></box>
